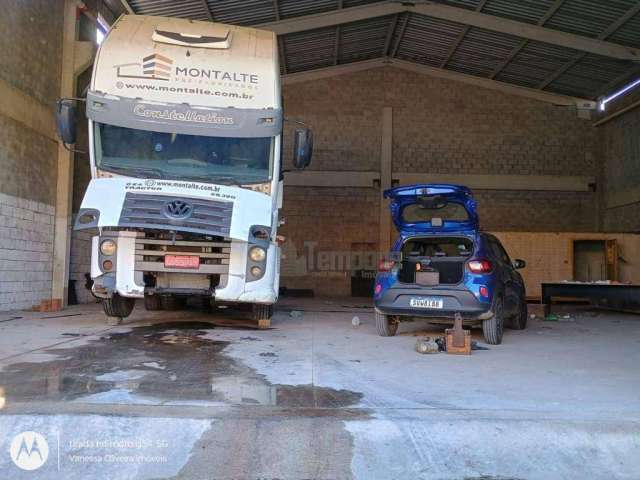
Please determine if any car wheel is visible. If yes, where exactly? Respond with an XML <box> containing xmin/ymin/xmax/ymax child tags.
<box><xmin>483</xmin><ymin>296</ymin><xmax>504</xmax><ymax>345</ymax></box>
<box><xmin>144</xmin><ymin>295</ymin><xmax>162</xmax><ymax>311</ymax></box>
<box><xmin>510</xmin><ymin>298</ymin><xmax>528</xmax><ymax>330</ymax></box>
<box><xmin>102</xmin><ymin>294</ymin><xmax>135</xmax><ymax>319</ymax></box>
<box><xmin>375</xmin><ymin>311</ymin><xmax>399</xmax><ymax>337</ymax></box>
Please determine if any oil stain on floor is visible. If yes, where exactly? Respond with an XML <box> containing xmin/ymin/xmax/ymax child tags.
<box><xmin>0</xmin><ymin>321</ymin><xmax>368</xmax><ymax>479</ymax></box>
<box><xmin>0</xmin><ymin>321</ymin><xmax>363</xmax><ymax>409</ymax></box>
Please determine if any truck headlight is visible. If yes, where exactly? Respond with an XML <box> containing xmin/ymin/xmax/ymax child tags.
<box><xmin>250</xmin><ymin>266</ymin><xmax>263</xmax><ymax>277</ymax></box>
<box><xmin>100</xmin><ymin>239</ymin><xmax>117</xmax><ymax>256</ymax></box>
<box><xmin>249</xmin><ymin>246</ymin><xmax>266</xmax><ymax>262</ymax></box>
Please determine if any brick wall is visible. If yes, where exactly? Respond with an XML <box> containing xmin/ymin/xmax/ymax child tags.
<box><xmin>600</xmin><ymin>104</ymin><xmax>640</xmax><ymax>232</ymax></box>
<box><xmin>0</xmin><ymin>193</ymin><xmax>55</xmax><ymax>310</ymax></box>
<box><xmin>0</xmin><ymin>0</ymin><xmax>63</xmax><ymax>311</ymax></box>
<box><xmin>279</xmin><ymin>67</ymin><xmax>600</xmax><ymax>295</ymax></box>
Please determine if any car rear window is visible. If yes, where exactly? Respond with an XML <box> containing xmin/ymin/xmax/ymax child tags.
<box><xmin>402</xmin><ymin>202</ymin><xmax>469</xmax><ymax>224</ymax></box>
<box><xmin>402</xmin><ymin>237</ymin><xmax>473</xmax><ymax>258</ymax></box>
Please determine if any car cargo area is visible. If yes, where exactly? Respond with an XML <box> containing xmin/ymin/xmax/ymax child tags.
<box><xmin>398</xmin><ymin>236</ymin><xmax>473</xmax><ymax>285</ymax></box>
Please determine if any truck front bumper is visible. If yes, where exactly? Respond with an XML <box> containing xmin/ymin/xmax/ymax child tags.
<box><xmin>90</xmin><ymin>232</ymin><xmax>279</xmax><ymax>305</ymax></box>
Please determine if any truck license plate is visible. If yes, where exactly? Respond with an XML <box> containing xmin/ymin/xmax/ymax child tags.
<box><xmin>165</xmin><ymin>255</ymin><xmax>200</xmax><ymax>269</ymax></box>
<box><xmin>410</xmin><ymin>297</ymin><xmax>444</xmax><ymax>309</ymax></box>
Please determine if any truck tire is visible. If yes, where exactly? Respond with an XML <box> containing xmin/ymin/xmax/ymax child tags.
<box><xmin>510</xmin><ymin>298</ymin><xmax>528</xmax><ymax>330</ymax></box>
<box><xmin>102</xmin><ymin>294</ymin><xmax>135</xmax><ymax>319</ymax></box>
<box><xmin>375</xmin><ymin>311</ymin><xmax>398</xmax><ymax>337</ymax></box>
<box><xmin>144</xmin><ymin>295</ymin><xmax>162</xmax><ymax>311</ymax></box>
<box><xmin>161</xmin><ymin>296</ymin><xmax>184</xmax><ymax>311</ymax></box>
<box><xmin>483</xmin><ymin>296</ymin><xmax>504</xmax><ymax>345</ymax></box>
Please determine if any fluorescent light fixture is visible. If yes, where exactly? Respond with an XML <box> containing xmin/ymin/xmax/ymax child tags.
<box><xmin>600</xmin><ymin>77</ymin><xmax>640</xmax><ymax>111</ymax></box>
<box><xmin>96</xmin><ymin>14</ymin><xmax>109</xmax><ymax>45</ymax></box>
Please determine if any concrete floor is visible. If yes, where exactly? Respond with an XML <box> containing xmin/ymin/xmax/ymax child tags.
<box><xmin>0</xmin><ymin>298</ymin><xmax>639</xmax><ymax>479</ymax></box>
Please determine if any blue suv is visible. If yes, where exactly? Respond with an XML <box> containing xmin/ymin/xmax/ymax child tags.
<box><xmin>373</xmin><ymin>184</ymin><xmax>527</xmax><ymax>344</ymax></box>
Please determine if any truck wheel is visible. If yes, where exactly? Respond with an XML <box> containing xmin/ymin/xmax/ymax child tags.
<box><xmin>510</xmin><ymin>298</ymin><xmax>528</xmax><ymax>330</ymax></box>
<box><xmin>251</xmin><ymin>304</ymin><xmax>273</xmax><ymax>329</ymax></box>
<box><xmin>483</xmin><ymin>296</ymin><xmax>504</xmax><ymax>345</ymax></box>
<box><xmin>375</xmin><ymin>311</ymin><xmax>398</xmax><ymax>337</ymax></box>
<box><xmin>161</xmin><ymin>296</ymin><xmax>184</xmax><ymax>311</ymax></box>
<box><xmin>103</xmin><ymin>294</ymin><xmax>135</xmax><ymax>319</ymax></box>
<box><xmin>144</xmin><ymin>295</ymin><xmax>162</xmax><ymax>311</ymax></box>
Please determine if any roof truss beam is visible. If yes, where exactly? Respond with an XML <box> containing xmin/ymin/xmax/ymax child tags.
<box><xmin>282</xmin><ymin>57</ymin><xmax>596</xmax><ymax>109</ymax></box>
<box><xmin>258</xmin><ymin>2</ymin><xmax>640</xmax><ymax>61</ymax></box>
<box><xmin>119</xmin><ymin>0</ymin><xmax>134</xmax><ymax>14</ymax></box>
<box><xmin>489</xmin><ymin>0</ymin><xmax>566</xmax><ymax>79</ymax></box>
<box><xmin>538</xmin><ymin>2</ymin><xmax>640</xmax><ymax>91</ymax></box>
<box><xmin>200</xmin><ymin>0</ymin><xmax>213</xmax><ymax>21</ymax></box>
<box><xmin>440</xmin><ymin>0</ymin><xmax>488</xmax><ymax>69</ymax></box>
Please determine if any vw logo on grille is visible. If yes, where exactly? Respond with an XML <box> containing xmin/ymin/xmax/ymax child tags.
<box><xmin>163</xmin><ymin>199</ymin><xmax>194</xmax><ymax>220</ymax></box>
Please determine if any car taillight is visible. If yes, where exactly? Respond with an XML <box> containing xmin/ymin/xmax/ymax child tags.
<box><xmin>378</xmin><ymin>259</ymin><xmax>396</xmax><ymax>272</ymax></box>
<box><xmin>467</xmin><ymin>259</ymin><xmax>493</xmax><ymax>273</ymax></box>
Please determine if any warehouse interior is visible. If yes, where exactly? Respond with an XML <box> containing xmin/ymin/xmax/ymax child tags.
<box><xmin>2</xmin><ymin>0</ymin><xmax>640</xmax><ymax>308</ymax></box>
<box><xmin>1</xmin><ymin>1</ymin><xmax>640</xmax><ymax>478</ymax></box>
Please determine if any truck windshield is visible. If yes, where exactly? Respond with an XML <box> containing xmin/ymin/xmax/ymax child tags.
<box><xmin>94</xmin><ymin>123</ymin><xmax>274</xmax><ymax>184</ymax></box>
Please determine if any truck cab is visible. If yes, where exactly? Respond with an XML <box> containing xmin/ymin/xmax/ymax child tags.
<box><xmin>58</xmin><ymin>15</ymin><xmax>312</xmax><ymax>323</ymax></box>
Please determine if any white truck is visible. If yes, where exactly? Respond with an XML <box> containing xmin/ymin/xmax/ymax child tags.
<box><xmin>56</xmin><ymin>15</ymin><xmax>312</xmax><ymax>324</ymax></box>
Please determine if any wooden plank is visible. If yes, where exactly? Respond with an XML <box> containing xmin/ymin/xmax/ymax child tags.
<box><xmin>393</xmin><ymin>173</ymin><xmax>595</xmax><ymax>192</ymax></box>
<box><xmin>284</xmin><ymin>170</ymin><xmax>380</xmax><ymax>188</ymax></box>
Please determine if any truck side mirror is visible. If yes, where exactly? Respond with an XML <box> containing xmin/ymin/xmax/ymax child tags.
<box><xmin>513</xmin><ymin>259</ymin><xmax>526</xmax><ymax>269</ymax></box>
<box><xmin>55</xmin><ymin>99</ymin><xmax>77</xmax><ymax>145</ymax></box>
<box><xmin>292</xmin><ymin>128</ymin><xmax>313</xmax><ymax>169</ymax></box>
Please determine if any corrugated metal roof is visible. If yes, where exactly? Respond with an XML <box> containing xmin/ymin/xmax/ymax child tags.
<box><xmin>543</xmin><ymin>0</ymin><xmax>639</xmax><ymax>39</ymax></box>
<box><xmin>482</xmin><ymin>0</ymin><xmax>558</xmax><ymax>25</ymax></box>
<box><xmin>283</xmin><ymin>26</ymin><xmax>337</xmax><ymax>73</ymax></box>
<box><xmin>207</xmin><ymin>0</ymin><xmax>276</xmax><ymax>25</ymax></box>
<box><xmin>496</xmin><ymin>41</ymin><xmax>579</xmax><ymax>88</ymax></box>
<box><xmin>128</xmin><ymin>0</ymin><xmax>211</xmax><ymax>20</ymax></box>
<box><xmin>122</xmin><ymin>0</ymin><xmax>640</xmax><ymax>100</ymax></box>
<box><xmin>608</xmin><ymin>12</ymin><xmax>640</xmax><ymax>47</ymax></box>
<box><xmin>396</xmin><ymin>14</ymin><xmax>465</xmax><ymax>67</ymax></box>
<box><xmin>339</xmin><ymin>15</ymin><xmax>395</xmax><ymax>64</ymax></box>
<box><xmin>446</xmin><ymin>27</ymin><xmax>523</xmax><ymax>77</ymax></box>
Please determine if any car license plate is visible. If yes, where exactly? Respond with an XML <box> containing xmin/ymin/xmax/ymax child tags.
<box><xmin>165</xmin><ymin>255</ymin><xmax>200</xmax><ymax>269</ymax></box>
<box><xmin>410</xmin><ymin>297</ymin><xmax>444</xmax><ymax>309</ymax></box>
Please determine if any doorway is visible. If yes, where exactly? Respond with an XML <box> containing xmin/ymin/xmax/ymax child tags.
<box><xmin>573</xmin><ymin>239</ymin><xmax>618</xmax><ymax>282</ymax></box>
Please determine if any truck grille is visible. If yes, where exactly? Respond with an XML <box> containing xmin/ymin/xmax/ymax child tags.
<box><xmin>135</xmin><ymin>237</ymin><xmax>231</xmax><ymax>274</ymax></box>
<box><xmin>119</xmin><ymin>193</ymin><xmax>233</xmax><ymax>237</ymax></box>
